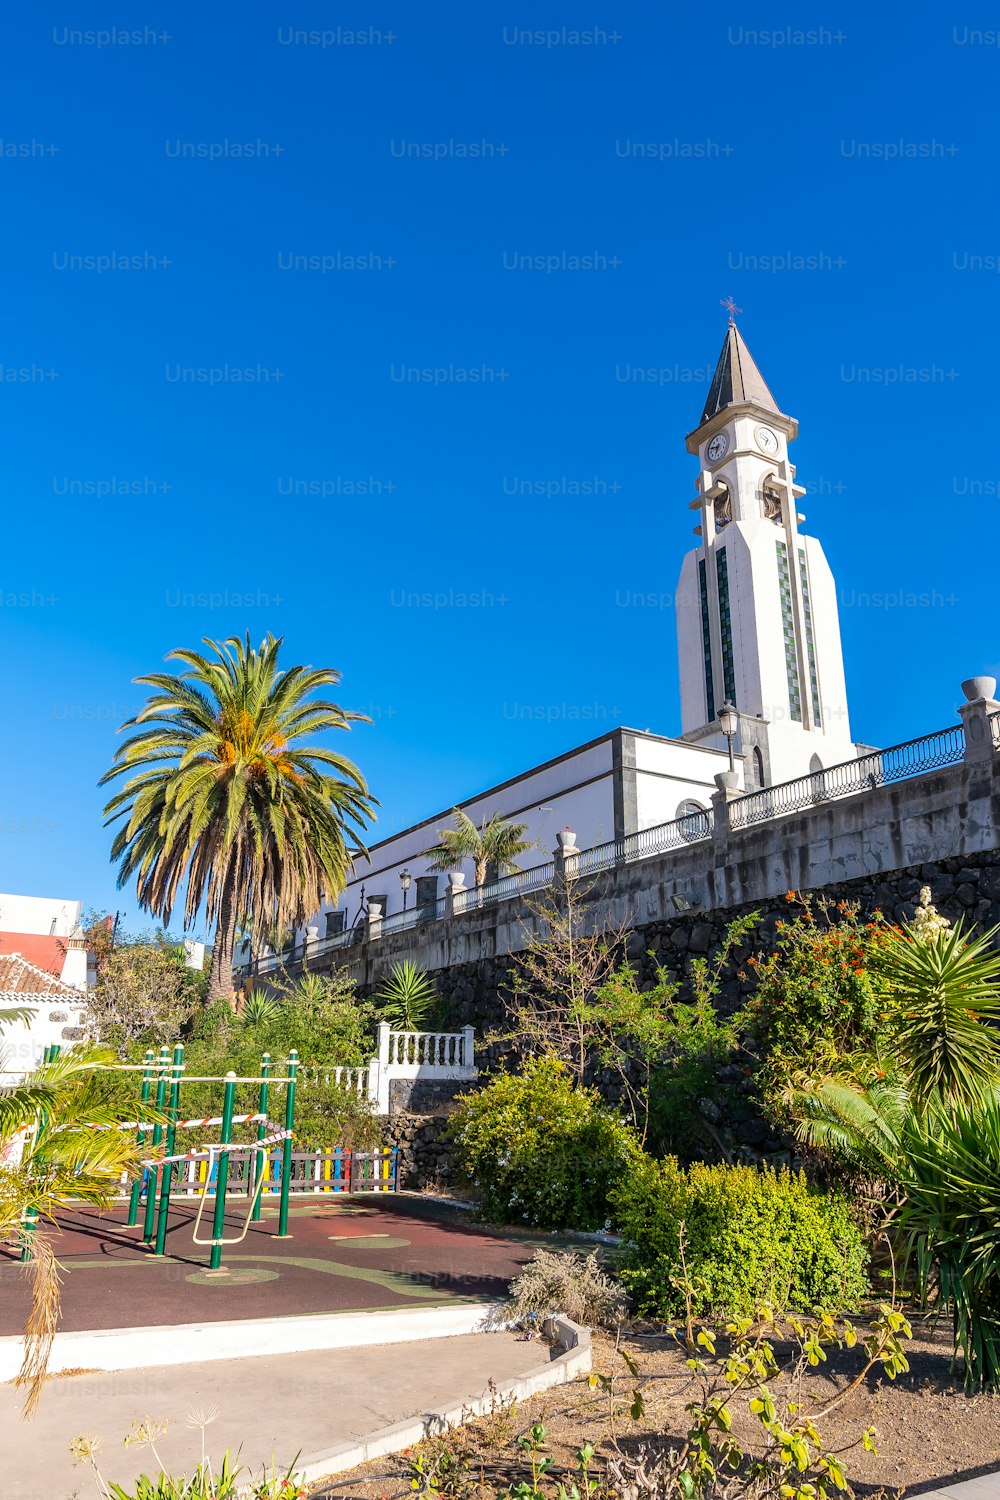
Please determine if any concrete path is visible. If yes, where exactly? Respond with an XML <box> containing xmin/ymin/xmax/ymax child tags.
<box><xmin>914</xmin><ymin>1475</ymin><xmax>1000</xmax><ymax>1498</ymax></box>
<box><xmin>0</xmin><ymin>1331</ymin><xmax>536</xmax><ymax>1500</ymax></box>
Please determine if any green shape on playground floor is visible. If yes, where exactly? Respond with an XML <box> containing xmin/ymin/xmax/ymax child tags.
<box><xmin>61</xmin><ymin>1251</ymin><xmax>455</xmax><ymax>1302</ymax></box>
<box><xmin>185</xmin><ymin>1268</ymin><xmax>280</xmax><ymax>1286</ymax></box>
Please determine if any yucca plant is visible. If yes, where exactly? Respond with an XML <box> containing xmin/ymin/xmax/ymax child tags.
<box><xmin>375</xmin><ymin>961</ymin><xmax>440</xmax><ymax>1031</ymax></box>
<box><xmin>239</xmin><ymin>990</ymin><xmax>282</xmax><ymax>1027</ymax></box>
<box><xmin>871</xmin><ymin>919</ymin><xmax>1000</xmax><ymax>1109</ymax></box>
<box><xmin>101</xmin><ymin>634</ymin><xmax>375</xmax><ymax>1003</ymax></box>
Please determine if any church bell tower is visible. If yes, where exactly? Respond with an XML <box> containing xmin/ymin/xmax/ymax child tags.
<box><xmin>675</xmin><ymin>319</ymin><xmax>857</xmax><ymax>788</ymax></box>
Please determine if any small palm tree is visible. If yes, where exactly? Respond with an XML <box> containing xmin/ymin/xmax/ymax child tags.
<box><xmin>101</xmin><ymin>634</ymin><xmax>376</xmax><ymax>1004</ymax></box>
<box><xmin>0</xmin><ymin>1024</ymin><xmax>157</xmax><ymax>1413</ymax></box>
<box><xmin>422</xmin><ymin>808</ymin><xmax>535</xmax><ymax>890</ymax></box>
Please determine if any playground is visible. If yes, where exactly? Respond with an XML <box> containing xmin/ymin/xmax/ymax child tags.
<box><xmin>2</xmin><ymin>1040</ymin><xmax>562</xmax><ymax>1351</ymax></box>
<box><xmin>0</xmin><ymin>1194</ymin><xmax>538</xmax><ymax>1336</ymax></box>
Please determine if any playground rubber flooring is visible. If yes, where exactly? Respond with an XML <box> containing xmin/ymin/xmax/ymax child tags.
<box><xmin>0</xmin><ymin>1195</ymin><xmax>539</xmax><ymax>1333</ymax></box>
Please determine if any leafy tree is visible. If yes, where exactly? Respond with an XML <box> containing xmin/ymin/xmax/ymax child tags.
<box><xmin>507</xmin><ymin>885</ymin><xmax>752</xmax><ymax>1150</ymax></box>
<box><xmin>506</xmin><ymin>880</ymin><xmax>631</xmax><ymax>1083</ymax></box>
<box><xmin>422</xmin><ymin>807</ymin><xmax>534</xmax><ymax>889</ymax></box>
<box><xmin>101</xmin><ymin>633</ymin><xmax>375</xmax><ymax>1005</ymax></box>
<box><xmin>86</xmin><ymin>940</ymin><xmax>203</xmax><ymax>1050</ymax></box>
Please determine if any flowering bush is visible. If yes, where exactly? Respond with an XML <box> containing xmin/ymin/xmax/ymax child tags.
<box><xmin>743</xmin><ymin>894</ymin><xmax>899</xmax><ymax>1117</ymax></box>
<box><xmin>449</xmin><ymin>1057</ymin><xmax>644</xmax><ymax>1231</ymax></box>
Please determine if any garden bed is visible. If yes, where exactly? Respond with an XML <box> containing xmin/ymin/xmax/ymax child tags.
<box><xmin>307</xmin><ymin>1319</ymin><xmax>1000</xmax><ymax>1498</ymax></box>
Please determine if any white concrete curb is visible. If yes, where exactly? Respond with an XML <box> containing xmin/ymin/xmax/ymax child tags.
<box><xmin>0</xmin><ymin>1301</ymin><xmax>500</xmax><ymax>1382</ymax></box>
<box><xmin>298</xmin><ymin>1315</ymin><xmax>592</xmax><ymax>1486</ymax></box>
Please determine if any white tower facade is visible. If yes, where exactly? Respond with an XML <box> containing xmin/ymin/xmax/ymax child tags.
<box><xmin>676</xmin><ymin>324</ymin><xmax>857</xmax><ymax>788</ymax></box>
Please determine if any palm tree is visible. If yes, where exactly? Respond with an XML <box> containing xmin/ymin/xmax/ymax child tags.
<box><xmin>101</xmin><ymin>634</ymin><xmax>375</xmax><ymax>1004</ymax></box>
<box><xmin>0</xmin><ymin>1024</ymin><xmax>157</xmax><ymax>1413</ymax></box>
<box><xmin>422</xmin><ymin>807</ymin><xmax>535</xmax><ymax>891</ymax></box>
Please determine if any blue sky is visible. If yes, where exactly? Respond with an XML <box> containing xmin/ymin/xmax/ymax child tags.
<box><xmin>0</xmin><ymin>4</ymin><xmax>994</xmax><ymax>932</ymax></box>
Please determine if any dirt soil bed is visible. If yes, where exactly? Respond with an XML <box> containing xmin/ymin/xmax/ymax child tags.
<box><xmin>308</xmin><ymin>1321</ymin><xmax>1000</xmax><ymax>1499</ymax></box>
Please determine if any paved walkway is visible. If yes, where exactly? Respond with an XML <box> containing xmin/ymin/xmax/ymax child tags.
<box><xmin>913</xmin><ymin>1475</ymin><xmax>1000</xmax><ymax>1498</ymax></box>
<box><xmin>0</xmin><ymin>1331</ymin><xmax>536</xmax><ymax>1500</ymax></box>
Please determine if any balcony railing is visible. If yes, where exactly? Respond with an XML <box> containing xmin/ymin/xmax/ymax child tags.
<box><xmin>377</xmin><ymin>897</ymin><xmax>447</xmax><ymax>938</ymax></box>
<box><xmin>729</xmin><ymin>725</ymin><xmax>966</xmax><ymax>830</ymax></box>
<box><xmin>452</xmin><ymin>860</ymin><xmax>556</xmax><ymax>914</ymax></box>
<box><xmin>574</xmin><ymin>805</ymin><xmax>714</xmax><ymax>878</ymax></box>
<box><xmin>233</xmin><ymin>720</ymin><xmax>984</xmax><ymax>979</ymax></box>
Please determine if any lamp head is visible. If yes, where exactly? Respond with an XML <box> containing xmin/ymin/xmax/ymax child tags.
<box><xmin>719</xmin><ymin>701</ymin><xmax>738</xmax><ymax>739</ymax></box>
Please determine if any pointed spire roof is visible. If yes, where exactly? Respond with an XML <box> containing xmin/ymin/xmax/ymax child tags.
<box><xmin>699</xmin><ymin>324</ymin><xmax>780</xmax><ymax>426</ymax></box>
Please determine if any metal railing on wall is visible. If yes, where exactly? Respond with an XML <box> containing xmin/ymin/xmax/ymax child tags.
<box><xmin>232</xmin><ymin>720</ymin><xmax>982</xmax><ymax>978</ymax></box>
<box><xmin>574</xmin><ymin>805</ymin><xmax>714</xmax><ymax>877</ymax></box>
<box><xmin>452</xmin><ymin>860</ymin><xmax>556</xmax><ymax>915</ymax></box>
<box><xmin>729</xmin><ymin>725</ymin><xmax>966</xmax><ymax>830</ymax></box>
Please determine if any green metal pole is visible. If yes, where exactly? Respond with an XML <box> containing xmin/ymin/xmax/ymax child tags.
<box><xmin>208</xmin><ymin>1072</ymin><xmax>237</xmax><ymax>1271</ymax></box>
<box><xmin>153</xmin><ymin>1044</ymin><xmax>184</xmax><ymax>1257</ymax></box>
<box><xmin>142</xmin><ymin>1047</ymin><xmax>170</xmax><ymax>1244</ymax></box>
<box><xmin>276</xmin><ymin>1049</ymin><xmax>297</xmax><ymax>1238</ymax></box>
<box><xmin>250</xmin><ymin>1052</ymin><xmax>270</xmax><ymax>1223</ymax></box>
<box><xmin>127</xmin><ymin>1049</ymin><xmax>156</xmax><ymax>1227</ymax></box>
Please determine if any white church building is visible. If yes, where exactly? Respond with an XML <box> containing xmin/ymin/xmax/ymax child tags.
<box><xmin>311</xmin><ymin>322</ymin><xmax>867</xmax><ymax>937</ymax></box>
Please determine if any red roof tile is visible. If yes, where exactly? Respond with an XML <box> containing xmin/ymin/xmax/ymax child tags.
<box><xmin>0</xmin><ymin>951</ymin><xmax>84</xmax><ymax>996</ymax></box>
<box><xmin>0</xmin><ymin>931</ymin><xmax>70</xmax><ymax>979</ymax></box>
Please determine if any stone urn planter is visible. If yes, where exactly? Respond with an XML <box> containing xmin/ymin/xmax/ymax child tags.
<box><xmin>961</xmin><ymin>676</ymin><xmax>997</xmax><ymax>702</ymax></box>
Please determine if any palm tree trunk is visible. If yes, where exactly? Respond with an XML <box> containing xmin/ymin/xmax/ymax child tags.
<box><xmin>207</xmin><ymin>867</ymin><xmax>240</xmax><ymax>1005</ymax></box>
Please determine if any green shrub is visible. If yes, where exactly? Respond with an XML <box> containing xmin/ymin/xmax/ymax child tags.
<box><xmin>612</xmin><ymin>1156</ymin><xmax>868</xmax><ymax>1318</ymax></box>
<box><xmin>449</xmin><ymin>1057</ymin><xmax>644</xmax><ymax>1231</ymax></box>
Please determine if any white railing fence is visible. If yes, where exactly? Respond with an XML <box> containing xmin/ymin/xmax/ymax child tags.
<box><xmin>306</xmin><ymin>1023</ymin><xmax>476</xmax><ymax>1114</ymax></box>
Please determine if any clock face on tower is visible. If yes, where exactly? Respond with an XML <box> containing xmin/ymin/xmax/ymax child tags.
<box><xmin>755</xmin><ymin>425</ymin><xmax>779</xmax><ymax>456</ymax></box>
<box><xmin>706</xmin><ymin>432</ymin><xmax>729</xmax><ymax>463</ymax></box>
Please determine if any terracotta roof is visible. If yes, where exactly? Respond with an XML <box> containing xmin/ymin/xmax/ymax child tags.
<box><xmin>700</xmin><ymin>324</ymin><xmax>780</xmax><ymax>426</ymax></box>
<box><xmin>0</xmin><ymin>951</ymin><xmax>85</xmax><ymax>997</ymax></box>
<box><xmin>0</xmin><ymin>931</ymin><xmax>70</xmax><ymax>979</ymax></box>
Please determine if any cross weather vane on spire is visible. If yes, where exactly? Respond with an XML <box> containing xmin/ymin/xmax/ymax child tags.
<box><xmin>720</xmin><ymin>296</ymin><xmax>743</xmax><ymax>325</ymax></box>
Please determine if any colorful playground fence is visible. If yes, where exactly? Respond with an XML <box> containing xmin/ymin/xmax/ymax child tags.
<box><xmin>127</xmin><ymin>1144</ymin><xmax>398</xmax><ymax>1202</ymax></box>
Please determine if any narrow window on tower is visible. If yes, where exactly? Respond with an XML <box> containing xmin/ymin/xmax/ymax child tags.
<box><xmin>798</xmin><ymin>548</ymin><xmax>823</xmax><ymax>727</ymax></box>
<box><xmin>698</xmin><ymin>558</ymin><xmax>715</xmax><ymax>723</ymax></box>
<box><xmin>715</xmin><ymin>547</ymin><xmax>737</xmax><ymax>706</ymax></box>
<box><xmin>776</xmin><ymin>541</ymin><xmax>802</xmax><ymax>723</ymax></box>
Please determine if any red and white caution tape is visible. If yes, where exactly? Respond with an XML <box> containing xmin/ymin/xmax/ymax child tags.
<box><xmin>144</xmin><ymin>1126</ymin><xmax>291</xmax><ymax>1169</ymax></box>
<box><xmin>75</xmin><ymin>1111</ymin><xmax>270</xmax><ymax>1134</ymax></box>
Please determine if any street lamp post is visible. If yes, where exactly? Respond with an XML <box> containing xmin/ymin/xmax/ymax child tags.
<box><xmin>399</xmin><ymin>868</ymin><xmax>411</xmax><ymax>911</ymax></box>
<box><xmin>719</xmin><ymin>700</ymin><xmax>738</xmax><ymax>774</ymax></box>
